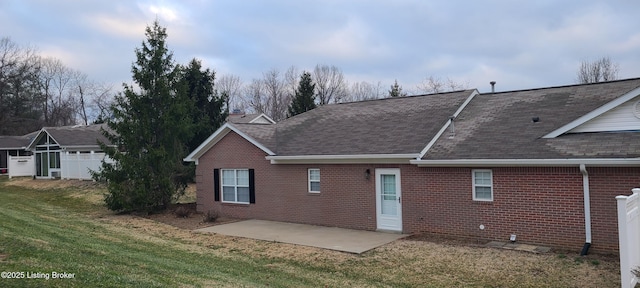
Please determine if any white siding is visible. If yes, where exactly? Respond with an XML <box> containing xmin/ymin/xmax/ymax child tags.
<box><xmin>569</xmin><ymin>98</ymin><xmax>640</xmax><ymax>133</ymax></box>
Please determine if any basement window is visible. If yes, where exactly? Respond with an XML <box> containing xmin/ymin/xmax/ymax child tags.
<box><xmin>472</xmin><ymin>169</ymin><xmax>493</xmax><ymax>201</ymax></box>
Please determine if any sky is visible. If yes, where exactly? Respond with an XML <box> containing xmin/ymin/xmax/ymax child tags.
<box><xmin>1</xmin><ymin>0</ymin><xmax>640</xmax><ymax>94</ymax></box>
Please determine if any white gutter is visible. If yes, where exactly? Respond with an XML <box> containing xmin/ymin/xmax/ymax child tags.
<box><xmin>410</xmin><ymin>158</ymin><xmax>640</xmax><ymax>167</ymax></box>
<box><xmin>266</xmin><ymin>154</ymin><xmax>419</xmax><ymax>164</ymax></box>
<box><xmin>580</xmin><ymin>164</ymin><xmax>592</xmax><ymax>245</ymax></box>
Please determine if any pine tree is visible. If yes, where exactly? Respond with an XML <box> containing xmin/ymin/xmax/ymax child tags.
<box><xmin>96</xmin><ymin>21</ymin><xmax>193</xmax><ymax>213</ymax></box>
<box><xmin>388</xmin><ymin>79</ymin><xmax>407</xmax><ymax>97</ymax></box>
<box><xmin>177</xmin><ymin>58</ymin><xmax>227</xmax><ymax>153</ymax></box>
<box><xmin>287</xmin><ymin>71</ymin><xmax>316</xmax><ymax>117</ymax></box>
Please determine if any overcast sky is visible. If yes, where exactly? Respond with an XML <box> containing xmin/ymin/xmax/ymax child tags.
<box><xmin>2</xmin><ymin>0</ymin><xmax>639</xmax><ymax>94</ymax></box>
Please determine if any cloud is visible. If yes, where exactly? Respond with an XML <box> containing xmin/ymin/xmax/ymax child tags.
<box><xmin>87</xmin><ymin>14</ymin><xmax>148</xmax><ymax>40</ymax></box>
<box><xmin>288</xmin><ymin>18</ymin><xmax>380</xmax><ymax>60</ymax></box>
<box><xmin>147</xmin><ymin>4</ymin><xmax>178</xmax><ymax>22</ymax></box>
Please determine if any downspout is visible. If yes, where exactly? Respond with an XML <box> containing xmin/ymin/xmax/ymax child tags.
<box><xmin>579</xmin><ymin>164</ymin><xmax>592</xmax><ymax>255</ymax></box>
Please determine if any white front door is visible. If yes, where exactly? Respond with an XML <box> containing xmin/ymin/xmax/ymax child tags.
<box><xmin>375</xmin><ymin>168</ymin><xmax>402</xmax><ymax>232</ymax></box>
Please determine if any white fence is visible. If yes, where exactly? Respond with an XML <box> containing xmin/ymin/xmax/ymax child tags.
<box><xmin>60</xmin><ymin>152</ymin><xmax>110</xmax><ymax>180</ymax></box>
<box><xmin>8</xmin><ymin>155</ymin><xmax>35</xmax><ymax>178</ymax></box>
<box><xmin>617</xmin><ymin>188</ymin><xmax>640</xmax><ymax>288</ymax></box>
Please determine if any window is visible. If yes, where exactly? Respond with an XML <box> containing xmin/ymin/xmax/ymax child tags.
<box><xmin>221</xmin><ymin>169</ymin><xmax>250</xmax><ymax>203</ymax></box>
<box><xmin>472</xmin><ymin>170</ymin><xmax>493</xmax><ymax>201</ymax></box>
<box><xmin>308</xmin><ymin>168</ymin><xmax>320</xmax><ymax>193</ymax></box>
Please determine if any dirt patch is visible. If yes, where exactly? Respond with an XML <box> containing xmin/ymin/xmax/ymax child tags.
<box><xmin>405</xmin><ymin>232</ymin><xmax>488</xmax><ymax>247</ymax></box>
<box><xmin>0</xmin><ymin>254</ymin><xmax>7</xmax><ymax>261</ymax></box>
<box><xmin>5</xmin><ymin>177</ymin><xmax>104</xmax><ymax>191</ymax></box>
<box><xmin>144</xmin><ymin>203</ymin><xmax>238</xmax><ymax>230</ymax></box>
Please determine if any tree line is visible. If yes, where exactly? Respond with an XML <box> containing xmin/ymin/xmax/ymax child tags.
<box><xmin>0</xmin><ymin>37</ymin><xmax>113</xmax><ymax>135</ymax></box>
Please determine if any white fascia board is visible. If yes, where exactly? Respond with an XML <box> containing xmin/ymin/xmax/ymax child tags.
<box><xmin>543</xmin><ymin>86</ymin><xmax>640</xmax><ymax>138</ymax></box>
<box><xmin>183</xmin><ymin>126</ymin><xmax>227</xmax><ymax>163</ymax></box>
<box><xmin>249</xmin><ymin>113</ymin><xmax>276</xmax><ymax>124</ymax></box>
<box><xmin>183</xmin><ymin>123</ymin><xmax>275</xmax><ymax>164</ymax></box>
<box><xmin>418</xmin><ymin>89</ymin><xmax>479</xmax><ymax>159</ymax></box>
<box><xmin>267</xmin><ymin>154</ymin><xmax>419</xmax><ymax>164</ymax></box>
<box><xmin>410</xmin><ymin>158</ymin><xmax>640</xmax><ymax>167</ymax></box>
<box><xmin>25</xmin><ymin>128</ymin><xmax>48</xmax><ymax>150</ymax></box>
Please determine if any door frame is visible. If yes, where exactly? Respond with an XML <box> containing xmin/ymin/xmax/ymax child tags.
<box><xmin>375</xmin><ymin>168</ymin><xmax>402</xmax><ymax>232</ymax></box>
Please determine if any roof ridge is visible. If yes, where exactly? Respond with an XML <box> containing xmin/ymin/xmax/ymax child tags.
<box><xmin>480</xmin><ymin>77</ymin><xmax>640</xmax><ymax>95</ymax></box>
<box><xmin>336</xmin><ymin>89</ymin><xmax>475</xmax><ymax>105</ymax></box>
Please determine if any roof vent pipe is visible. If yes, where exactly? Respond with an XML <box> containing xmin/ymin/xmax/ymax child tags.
<box><xmin>490</xmin><ymin>81</ymin><xmax>496</xmax><ymax>93</ymax></box>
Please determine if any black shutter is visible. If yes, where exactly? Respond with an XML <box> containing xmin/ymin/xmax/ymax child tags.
<box><xmin>249</xmin><ymin>169</ymin><xmax>255</xmax><ymax>204</ymax></box>
<box><xmin>213</xmin><ymin>169</ymin><xmax>220</xmax><ymax>202</ymax></box>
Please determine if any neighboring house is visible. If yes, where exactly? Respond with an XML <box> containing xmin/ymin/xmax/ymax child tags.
<box><xmin>185</xmin><ymin>78</ymin><xmax>640</xmax><ymax>253</ymax></box>
<box><xmin>25</xmin><ymin>124</ymin><xmax>113</xmax><ymax>180</ymax></box>
<box><xmin>0</xmin><ymin>135</ymin><xmax>33</xmax><ymax>177</ymax></box>
<box><xmin>227</xmin><ymin>113</ymin><xmax>276</xmax><ymax>125</ymax></box>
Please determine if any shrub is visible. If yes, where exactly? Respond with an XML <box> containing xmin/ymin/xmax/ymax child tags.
<box><xmin>203</xmin><ymin>210</ymin><xmax>218</xmax><ymax>223</ymax></box>
<box><xmin>174</xmin><ymin>206</ymin><xmax>191</xmax><ymax>218</ymax></box>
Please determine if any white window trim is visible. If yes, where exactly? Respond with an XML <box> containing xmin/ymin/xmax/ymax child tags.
<box><xmin>221</xmin><ymin>169</ymin><xmax>250</xmax><ymax>204</ymax></box>
<box><xmin>308</xmin><ymin>168</ymin><xmax>320</xmax><ymax>193</ymax></box>
<box><xmin>472</xmin><ymin>169</ymin><xmax>493</xmax><ymax>201</ymax></box>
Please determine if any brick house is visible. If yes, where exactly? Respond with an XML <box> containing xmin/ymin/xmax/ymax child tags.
<box><xmin>185</xmin><ymin>78</ymin><xmax>640</xmax><ymax>253</ymax></box>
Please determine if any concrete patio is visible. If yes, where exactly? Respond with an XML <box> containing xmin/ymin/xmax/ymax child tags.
<box><xmin>196</xmin><ymin>219</ymin><xmax>407</xmax><ymax>254</ymax></box>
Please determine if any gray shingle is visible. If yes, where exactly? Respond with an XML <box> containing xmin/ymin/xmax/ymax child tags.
<box><xmin>424</xmin><ymin>78</ymin><xmax>640</xmax><ymax>160</ymax></box>
<box><xmin>43</xmin><ymin>124</ymin><xmax>112</xmax><ymax>147</ymax></box>
<box><xmin>233</xmin><ymin>90</ymin><xmax>474</xmax><ymax>156</ymax></box>
<box><xmin>231</xmin><ymin>123</ymin><xmax>277</xmax><ymax>153</ymax></box>
<box><xmin>0</xmin><ymin>136</ymin><xmax>31</xmax><ymax>149</ymax></box>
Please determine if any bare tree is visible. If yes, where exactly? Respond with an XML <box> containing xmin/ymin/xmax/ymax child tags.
<box><xmin>0</xmin><ymin>37</ymin><xmax>43</xmax><ymax>135</ymax></box>
<box><xmin>217</xmin><ymin>74</ymin><xmax>243</xmax><ymax>113</ymax></box>
<box><xmin>576</xmin><ymin>56</ymin><xmax>619</xmax><ymax>84</ymax></box>
<box><xmin>284</xmin><ymin>65</ymin><xmax>299</xmax><ymax>101</ymax></box>
<box><xmin>262</xmin><ymin>69</ymin><xmax>289</xmax><ymax>121</ymax></box>
<box><xmin>39</xmin><ymin>57</ymin><xmax>81</xmax><ymax>126</ymax></box>
<box><xmin>245</xmin><ymin>78</ymin><xmax>267</xmax><ymax>115</ymax></box>
<box><xmin>88</xmin><ymin>83</ymin><xmax>114</xmax><ymax>123</ymax></box>
<box><xmin>350</xmin><ymin>81</ymin><xmax>383</xmax><ymax>101</ymax></box>
<box><xmin>74</xmin><ymin>73</ymin><xmax>113</xmax><ymax>124</ymax></box>
<box><xmin>416</xmin><ymin>76</ymin><xmax>468</xmax><ymax>94</ymax></box>
<box><xmin>312</xmin><ymin>64</ymin><xmax>348</xmax><ymax>105</ymax></box>
<box><xmin>0</xmin><ymin>37</ymin><xmax>109</xmax><ymax>133</ymax></box>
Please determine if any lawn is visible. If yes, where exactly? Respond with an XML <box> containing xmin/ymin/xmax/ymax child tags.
<box><xmin>0</xmin><ymin>178</ymin><xmax>622</xmax><ymax>287</ymax></box>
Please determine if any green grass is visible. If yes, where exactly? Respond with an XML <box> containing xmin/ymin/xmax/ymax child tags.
<box><xmin>0</xmin><ymin>182</ymin><xmax>329</xmax><ymax>287</ymax></box>
<box><xmin>0</xmin><ymin>178</ymin><xmax>623</xmax><ymax>287</ymax></box>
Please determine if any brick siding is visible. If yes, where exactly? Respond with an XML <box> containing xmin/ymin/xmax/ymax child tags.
<box><xmin>195</xmin><ymin>131</ymin><xmax>640</xmax><ymax>253</ymax></box>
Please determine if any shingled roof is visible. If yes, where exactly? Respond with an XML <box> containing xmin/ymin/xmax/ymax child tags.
<box><xmin>227</xmin><ymin>90</ymin><xmax>476</xmax><ymax>157</ymax></box>
<box><xmin>187</xmin><ymin>78</ymin><xmax>640</xmax><ymax>165</ymax></box>
<box><xmin>0</xmin><ymin>136</ymin><xmax>31</xmax><ymax>149</ymax></box>
<box><xmin>423</xmin><ymin>78</ymin><xmax>640</xmax><ymax>160</ymax></box>
<box><xmin>27</xmin><ymin>124</ymin><xmax>112</xmax><ymax>150</ymax></box>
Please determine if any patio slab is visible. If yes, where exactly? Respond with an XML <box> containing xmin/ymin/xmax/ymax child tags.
<box><xmin>196</xmin><ymin>219</ymin><xmax>407</xmax><ymax>254</ymax></box>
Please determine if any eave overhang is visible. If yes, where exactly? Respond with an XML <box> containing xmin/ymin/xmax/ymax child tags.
<box><xmin>267</xmin><ymin>154</ymin><xmax>419</xmax><ymax>164</ymax></box>
<box><xmin>184</xmin><ymin>123</ymin><xmax>275</xmax><ymax>165</ymax></box>
<box><xmin>410</xmin><ymin>158</ymin><xmax>640</xmax><ymax>167</ymax></box>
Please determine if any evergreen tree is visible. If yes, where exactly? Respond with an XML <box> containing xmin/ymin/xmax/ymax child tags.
<box><xmin>96</xmin><ymin>21</ymin><xmax>193</xmax><ymax>213</ymax></box>
<box><xmin>388</xmin><ymin>79</ymin><xmax>407</xmax><ymax>97</ymax></box>
<box><xmin>177</xmin><ymin>58</ymin><xmax>227</xmax><ymax>153</ymax></box>
<box><xmin>287</xmin><ymin>71</ymin><xmax>316</xmax><ymax>117</ymax></box>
